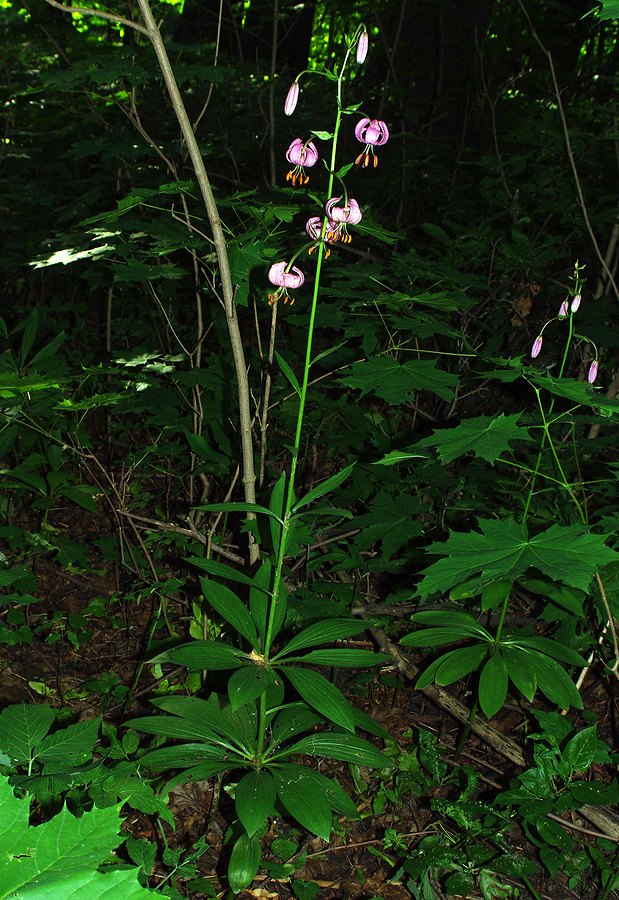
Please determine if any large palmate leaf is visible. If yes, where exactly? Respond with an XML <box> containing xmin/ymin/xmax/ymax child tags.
<box><xmin>417</xmin><ymin>518</ymin><xmax>619</xmax><ymax>598</ymax></box>
<box><xmin>414</xmin><ymin>413</ymin><xmax>532</xmax><ymax>464</ymax></box>
<box><xmin>351</xmin><ymin>490</ymin><xmax>424</xmax><ymax>559</ymax></box>
<box><xmin>0</xmin><ymin>704</ymin><xmax>55</xmax><ymax>765</ymax></box>
<box><xmin>340</xmin><ymin>356</ymin><xmax>457</xmax><ymax>404</ymax></box>
<box><xmin>0</xmin><ymin>776</ymin><xmax>155</xmax><ymax>898</ymax></box>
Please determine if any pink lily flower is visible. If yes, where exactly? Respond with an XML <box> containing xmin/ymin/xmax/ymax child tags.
<box><xmin>285</xmin><ymin>139</ymin><xmax>319</xmax><ymax>186</ymax></box>
<box><xmin>324</xmin><ymin>197</ymin><xmax>362</xmax><ymax>244</ymax></box>
<box><xmin>267</xmin><ymin>261</ymin><xmax>305</xmax><ymax>306</ymax></box>
<box><xmin>306</xmin><ymin>216</ymin><xmax>339</xmax><ymax>256</ymax></box>
<box><xmin>284</xmin><ymin>82</ymin><xmax>299</xmax><ymax>116</ymax></box>
<box><xmin>354</xmin><ymin>117</ymin><xmax>389</xmax><ymax>168</ymax></box>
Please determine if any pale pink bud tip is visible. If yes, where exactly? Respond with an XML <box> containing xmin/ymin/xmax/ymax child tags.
<box><xmin>588</xmin><ymin>360</ymin><xmax>598</xmax><ymax>384</ymax></box>
<box><xmin>284</xmin><ymin>82</ymin><xmax>299</xmax><ymax>116</ymax></box>
<box><xmin>531</xmin><ymin>335</ymin><xmax>543</xmax><ymax>359</ymax></box>
<box><xmin>558</xmin><ymin>300</ymin><xmax>569</xmax><ymax>318</ymax></box>
<box><xmin>571</xmin><ymin>293</ymin><xmax>581</xmax><ymax>313</ymax></box>
<box><xmin>356</xmin><ymin>29</ymin><xmax>369</xmax><ymax>64</ymax></box>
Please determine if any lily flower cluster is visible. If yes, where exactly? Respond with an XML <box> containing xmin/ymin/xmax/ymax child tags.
<box><xmin>269</xmin><ymin>28</ymin><xmax>388</xmax><ymax>306</ymax></box>
<box><xmin>530</xmin><ymin>290</ymin><xmax>599</xmax><ymax>384</ymax></box>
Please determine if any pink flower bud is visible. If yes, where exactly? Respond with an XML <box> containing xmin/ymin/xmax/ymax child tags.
<box><xmin>558</xmin><ymin>300</ymin><xmax>569</xmax><ymax>318</ymax></box>
<box><xmin>356</xmin><ymin>29</ymin><xmax>369</xmax><ymax>64</ymax></box>
<box><xmin>284</xmin><ymin>82</ymin><xmax>299</xmax><ymax>116</ymax></box>
<box><xmin>531</xmin><ymin>335</ymin><xmax>543</xmax><ymax>359</ymax></box>
<box><xmin>571</xmin><ymin>293</ymin><xmax>581</xmax><ymax>313</ymax></box>
<box><xmin>587</xmin><ymin>360</ymin><xmax>598</xmax><ymax>384</ymax></box>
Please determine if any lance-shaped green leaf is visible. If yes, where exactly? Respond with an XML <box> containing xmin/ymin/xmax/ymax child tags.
<box><xmin>285</xmin><ymin>733</ymin><xmax>390</xmax><ymax>768</ymax></box>
<box><xmin>151</xmin><ymin>640</ymin><xmax>249</xmax><ymax>671</ymax></box>
<box><xmin>186</xmin><ymin>556</ymin><xmax>269</xmax><ymax>593</ymax></box>
<box><xmin>502</xmin><ymin>648</ymin><xmax>537</xmax><ymax>702</ymax></box>
<box><xmin>478</xmin><ymin>652</ymin><xmax>509</xmax><ymax>718</ymax></box>
<box><xmin>235</xmin><ymin>770</ymin><xmax>277</xmax><ymax>836</ymax></box>
<box><xmin>503</xmin><ymin>634</ymin><xmax>587</xmax><ymax>667</ymax></box>
<box><xmin>292</xmin><ymin>463</ymin><xmax>355</xmax><ymax>513</ymax></box>
<box><xmin>280</xmin><ymin>667</ymin><xmax>355</xmax><ymax>732</ymax></box>
<box><xmin>272</xmin><ymin>618</ymin><xmax>367</xmax><ymax>660</ymax></box>
<box><xmin>228</xmin><ymin>665</ymin><xmax>278</xmax><ymax>712</ymax></box>
<box><xmin>191</xmin><ymin>501</ymin><xmax>282</xmax><ymax>521</ymax></box>
<box><xmin>269</xmin><ymin>472</ymin><xmax>287</xmax><ymax>555</ymax></box>
<box><xmin>228</xmin><ymin>832</ymin><xmax>261</xmax><ymax>894</ymax></box>
<box><xmin>138</xmin><ymin>743</ymin><xmax>240</xmax><ymax>770</ymax></box>
<box><xmin>273</xmin><ymin>766</ymin><xmax>332</xmax><ymax>839</ymax></box>
<box><xmin>199</xmin><ymin>578</ymin><xmax>258</xmax><ymax>647</ymax></box>
<box><xmin>275</xmin><ymin>351</ymin><xmax>301</xmax><ymax>396</ymax></box>
<box><xmin>266</xmin><ymin>704</ymin><xmax>325</xmax><ymax>752</ymax></box>
<box><xmin>519</xmin><ymin>650</ymin><xmax>583</xmax><ymax>710</ymax></box>
<box><xmin>282</xmin><ymin>649</ymin><xmax>389</xmax><ymax>667</ymax></box>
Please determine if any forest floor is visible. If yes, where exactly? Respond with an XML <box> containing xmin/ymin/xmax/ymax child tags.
<box><xmin>1</xmin><ymin>499</ymin><xmax>616</xmax><ymax>900</ymax></box>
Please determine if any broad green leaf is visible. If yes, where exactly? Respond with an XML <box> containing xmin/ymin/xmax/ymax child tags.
<box><xmin>137</xmin><ymin>742</ymin><xmax>235</xmax><ymax>770</ymax></box>
<box><xmin>0</xmin><ymin>775</ymin><xmax>156</xmax><ymax>898</ymax></box>
<box><xmin>292</xmin><ymin>464</ymin><xmax>355</xmax><ymax>513</ymax></box>
<box><xmin>434</xmin><ymin>645</ymin><xmax>489</xmax><ymax>686</ymax></box>
<box><xmin>351</xmin><ymin>490</ymin><xmax>424</xmax><ymax>559</ymax></box>
<box><xmin>124</xmin><ymin>715</ymin><xmax>226</xmax><ymax>746</ymax></box>
<box><xmin>561</xmin><ymin>726</ymin><xmax>598</xmax><ymax>774</ymax></box>
<box><xmin>199</xmin><ymin>578</ymin><xmax>258</xmax><ymax>647</ymax></box>
<box><xmin>151</xmin><ymin>640</ymin><xmax>249</xmax><ymax>671</ymax></box>
<box><xmin>283</xmin><ymin>649</ymin><xmax>389</xmax><ymax>667</ymax></box>
<box><xmin>415</xmin><ymin>413</ymin><xmax>532</xmax><ymax>464</ymax></box>
<box><xmin>274</xmin><ymin>764</ymin><xmax>360</xmax><ymax>820</ymax></box>
<box><xmin>281</xmin><ymin>668</ymin><xmax>354</xmax><ymax>732</ymax></box>
<box><xmin>285</xmin><ymin>733</ymin><xmax>390</xmax><ymax>768</ymax></box>
<box><xmin>275</xmin><ymin>351</ymin><xmax>301</xmax><ymax>396</ymax></box>
<box><xmin>597</xmin><ymin>0</ymin><xmax>619</xmax><ymax>20</ymax></box>
<box><xmin>481</xmin><ymin>580</ymin><xmax>512</xmax><ymax>612</ymax></box>
<box><xmin>228</xmin><ymin>832</ymin><xmax>261</xmax><ymax>894</ymax></box>
<box><xmin>528</xmin><ymin>370</ymin><xmax>619</xmax><ymax>416</ymax></box>
<box><xmin>0</xmin><ymin>704</ymin><xmax>55</xmax><ymax>765</ymax></box>
<box><xmin>273</xmin><ymin>767</ymin><xmax>332</xmax><ymax>839</ymax></box>
<box><xmin>228</xmin><ymin>665</ymin><xmax>278</xmax><ymax>712</ymax></box>
<box><xmin>35</xmin><ymin>718</ymin><xmax>100</xmax><ymax>766</ymax></box>
<box><xmin>478</xmin><ymin>653</ymin><xmax>509</xmax><ymax>718</ymax></box>
<box><xmin>340</xmin><ymin>357</ymin><xmax>457</xmax><ymax>404</ymax></box>
<box><xmin>273</xmin><ymin>618</ymin><xmax>367</xmax><ymax>659</ymax></box>
<box><xmin>235</xmin><ymin>770</ymin><xmax>276</xmax><ymax>836</ymax></box>
<box><xmin>417</xmin><ymin>518</ymin><xmax>619</xmax><ymax>599</ymax></box>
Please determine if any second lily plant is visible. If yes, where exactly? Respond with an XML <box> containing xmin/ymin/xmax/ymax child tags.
<box><xmin>127</xmin><ymin>26</ymin><xmax>393</xmax><ymax>895</ymax></box>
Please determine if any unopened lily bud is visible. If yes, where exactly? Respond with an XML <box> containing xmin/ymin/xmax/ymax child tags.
<box><xmin>356</xmin><ymin>29</ymin><xmax>369</xmax><ymax>64</ymax></box>
<box><xmin>284</xmin><ymin>82</ymin><xmax>299</xmax><ymax>116</ymax></box>
<box><xmin>588</xmin><ymin>360</ymin><xmax>598</xmax><ymax>384</ymax></box>
<box><xmin>558</xmin><ymin>300</ymin><xmax>569</xmax><ymax>318</ymax></box>
<box><xmin>571</xmin><ymin>293</ymin><xmax>581</xmax><ymax>313</ymax></box>
<box><xmin>531</xmin><ymin>335</ymin><xmax>543</xmax><ymax>359</ymax></box>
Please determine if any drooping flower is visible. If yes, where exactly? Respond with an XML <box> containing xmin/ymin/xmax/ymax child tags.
<box><xmin>285</xmin><ymin>139</ymin><xmax>319</xmax><ymax>186</ymax></box>
<box><xmin>267</xmin><ymin>261</ymin><xmax>305</xmax><ymax>306</ymax></box>
<box><xmin>356</xmin><ymin>28</ymin><xmax>369</xmax><ymax>64</ymax></box>
<box><xmin>558</xmin><ymin>300</ymin><xmax>569</xmax><ymax>318</ymax></box>
<box><xmin>571</xmin><ymin>293</ymin><xmax>581</xmax><ymax>313</ymax></box>
<box><xmin>531</xmin><ymin>335</ymin><xmax>543</xmax><ymax>358</ymax></box>
<box><xmin>588</xmin><ymin>359</ymin><xmax>599</xmax><ymax>384</ymax></box>
<box><xmin>284</xmin><ymin>81</ymin><xmax>299</xmax><ymax>116</ymax></box>
<box><xmin>324</xmin><ymin>197</ymin><xmax>362</xmax><ymax>244</ymax></box>
<box><xmin>306</xmin><ymin>216</ymin><xmax>339</xmax><ymax>256</ymax></box>
<box><xmin>354</xmin><ymin>117</ymin><xmax>389</xmax><ymax>168</ymax></box>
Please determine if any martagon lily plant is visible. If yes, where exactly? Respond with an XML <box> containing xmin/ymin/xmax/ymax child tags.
<box><xmin>125</xmin><ymin>23</ymin><xmax>394</xmax><ymax>894</ymax></box>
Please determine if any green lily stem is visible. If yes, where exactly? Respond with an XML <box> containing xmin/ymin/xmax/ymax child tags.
<box><xmin>256</xmin><ymin>53</ymin><xmax>352</xmax><ymax>757</ymax></box>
